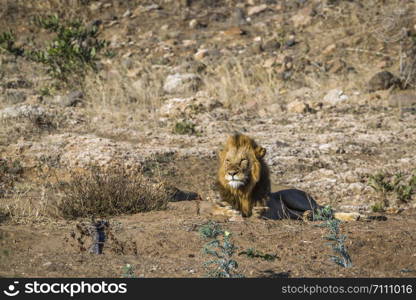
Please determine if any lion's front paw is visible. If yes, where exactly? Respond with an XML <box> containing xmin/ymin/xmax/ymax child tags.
<box><xmin>252</xmin><ymin>206</ymin><xmax>269</xmax><ymax>218</ymax></box>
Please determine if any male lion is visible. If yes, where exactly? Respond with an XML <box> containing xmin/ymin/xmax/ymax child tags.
<box><xmin>216</xmin><ymin>133</ymin><xmax>320</xmax><ymax>219</ymax></box>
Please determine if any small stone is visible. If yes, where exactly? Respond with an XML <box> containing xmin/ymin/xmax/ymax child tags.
<box><xmin>122</xmin><ymin>9</ymin><xmax>132</xmax><ymax>18</ymax></box>
<box><xmin>388</xmin><ymin>91</ymin><xmax>416</xmax><ymax>107</ymax></box>
<box><xmin>163</xmin><ymin>73</ymin><xmax>202</xmax><ymax>94</ymax></box>
<box><xmin>287</xmin><ymin>100</ymin><xmax>310</xmax><ymax>113</ymax></box>
<box><xmin>247</xmin><ymin>4</ymin><xmax>268</xmax><ymax>16</ymax></box>
<box><xmin>348</xmin><ymin>182</ymin><xmax>365</xmax><ymax>193</ymax></box>
<box><xmin>5</xmin><ymin>90</ymin><xmax>27</xmax><ymax>104</ymax></box>
<box><xmin>0</xmin><ymin>104</ymin><xmax>46</xmax><ymax>119</ymax></box>
<box><xmin>223</xmin><ymin>27</ymin><xmax>245</xmax><ymax>36</ymax></box>
<box><xmin>43</xmin><ymin>262</ymin><xmax>52</xmax><ymax>267</ymax></box>
<box><xmin>144</xmin><ymin>4</ymin><xmax>161</xmax><ymax>11</ymax></box>
<box><xmin>291</xmin><ymin>7</ymin><xmax>312</xmax><ymax>28</ymax></box>
<box><xmin>250</xmin><ymin>43</ymin><xmax>263</xmax><ymax>54</ymax></box>
<box><xmin>285</xmin><ymin>39</ymin><xmax>296</xmax><ymax>48</ymax></box>
<box><xmin>368</xmin><ymin>71</ymin><xmax>401</xmax><ymax>92</ymax></box>
<box><xmin>56</xmin><ymin>91</ymin><xmax>84</xmax><ymax>107</ymax></box>
<box><xmin>194</xmin><ymin>49</ymin><xmax>209</xmax><ymax>60</ymax></box>
<box><xmin>263</xmin><ymin>39</ymin><xmax>281</xmax><ymax>52</ymax></box>
<box><xmin>323</xmin><ymin>44</ymin><xmax>336</xmax><ymax>55</ymax></box>
<box><xmin>189</xmin><ymin>19</ymin><xmax>199</xmax><ymax>29</ymax></box>
<box><xmin>232</xmin><ymin>7</ymin><xmax>247</xmax><ymax>26</ymax></box>
<box><xmin>323</xmin><ymin>89</ymin><xmax>348</xmax><ymax>105</ymax></box>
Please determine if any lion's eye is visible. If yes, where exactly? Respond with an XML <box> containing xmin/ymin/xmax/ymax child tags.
<box><xmin>240</xmin><ymin>159</ymin><xmax>248</xmax><ymax>165</ymax></box>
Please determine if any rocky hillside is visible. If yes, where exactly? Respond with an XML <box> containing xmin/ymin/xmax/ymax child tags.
<box><xmin>0</xmin><ymin>0</ymin><xmax>416</xmax><ymax>278</ymax></box>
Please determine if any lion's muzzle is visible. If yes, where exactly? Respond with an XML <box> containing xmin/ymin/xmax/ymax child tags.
<box><xmin>225</xmin><ymin>170</ymin><xmax>247</xmax><ymax>189</ymax></box>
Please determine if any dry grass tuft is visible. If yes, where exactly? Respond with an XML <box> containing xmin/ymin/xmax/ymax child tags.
<box><xmin>56</xmin><ymin>167</ymin><xmax>170</xmax><ymax>219</ymax></box>
<box><xmin>203</xmin><ymin>59</ymin><xmax>281</xmax><ymax>108</ymax></box>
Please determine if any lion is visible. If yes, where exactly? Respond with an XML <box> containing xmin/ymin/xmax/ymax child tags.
<box><xmin>215</xmin><ymin>133</ymin><xmax>320</xmax><ymax>219</ymax></box>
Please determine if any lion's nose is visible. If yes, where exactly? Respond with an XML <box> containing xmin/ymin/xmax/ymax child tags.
<box><xmin>228</xmin><ymin>171</ymin><xmax>238</xmax><ymax>177</ymax></box>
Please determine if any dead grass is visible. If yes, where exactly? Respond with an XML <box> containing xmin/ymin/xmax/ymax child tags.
<box><xmin>56</xmin><ymin>167</ymin><xmax>170</xmax><ymax>219</ymax></box>
<box><xmin>0</xmin><ymin>114</ymin><xmax>58</xmax><ymax>146</ymax></box>
<box><xmin>203</xmin><ymin>59</ymin><xmax>281</xmax><ymax>108</ymax></box>
<box><xmin>83</xmin><ymin>63</ymin><xmax>167</xmax><ymax>127</ymax></box>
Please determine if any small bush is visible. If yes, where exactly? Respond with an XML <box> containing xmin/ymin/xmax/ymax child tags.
<box><xmin>0</xmin><ymin>31</ymin><xmax>24</xmax><ymax>56</ymax></box>
<box><xmin>368</xmin><ymin>171</ymin><xmax>416</xmax><ymax>204</ymax></box>
<box><xmin>0</xmin><ymin>15</ymin><xmax>108</xmax><ymax>86</ymax></box>
<box><xmin>199</xmin><ymin>222</ymin><xmax>244</xmax><ymax>278</ymax></box>
<box><xmin>315</xmin><ymin>206</ymin><xmax>352</xmax><ymax>268</ymax></box>
<box><xmin>29</xmin><ymin>15</ymin><xmax>108</xmax><ymax>82</ymax></box>
<box><xmin>173</xmin><ymin>120</ymin><xmax>197</xmax><ymax>135</ymax></box>
<box><xmin>121</xmin><ymin>264</ymin><xmax>137</xmax><ymax>278</ymax></box>
<box><xmin>238</xmin><ymin>248</ymin><xmax>278</xmax><ymax>261</ymax></box>
<box><xmin>57</xmin><ymin>168</ymin><xmax>169</xmax><ymax>219</ymax></box>
<box><xmin>198</xmin><ymin>221</ymin><xmax>224</xmax><ymax>239</ymax></box>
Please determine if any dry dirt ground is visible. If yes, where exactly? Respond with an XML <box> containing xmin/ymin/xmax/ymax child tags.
<box><xmin>1</xmin><ymin>0</ymin><xmax>416</xmax><ymax>277</ymax></box>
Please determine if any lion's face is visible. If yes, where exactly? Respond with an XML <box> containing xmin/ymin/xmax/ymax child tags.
<box><xmin>218</xmin><ymin>135</ymin><xmax>266</xmax><ymax>192</ymax></box>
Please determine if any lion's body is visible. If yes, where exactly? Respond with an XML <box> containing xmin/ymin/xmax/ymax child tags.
<box><xmin>217</xmin><ymin>133</ymin><xmax>319</xmax><ymax>219</ymax></box>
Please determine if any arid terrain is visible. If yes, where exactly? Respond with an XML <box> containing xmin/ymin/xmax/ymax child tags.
<box><xmin>0</xmin><ymin>0</ymin><xmax>416</xmax><ymax>277</ymax></box>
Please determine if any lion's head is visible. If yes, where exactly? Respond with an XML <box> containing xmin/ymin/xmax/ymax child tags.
<box><xmin>217</xmin><ymin>133</ymin><xmax>271</xmax><ymax>217</ymax></box>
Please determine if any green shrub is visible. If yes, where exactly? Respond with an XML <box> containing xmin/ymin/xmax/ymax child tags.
<box><xmin>199</xmin><ymin>222</ymin><xmax>243</xmax><ymax>278</ymax></box>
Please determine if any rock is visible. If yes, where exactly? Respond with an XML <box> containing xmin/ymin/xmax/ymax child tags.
<box><xmin>4</xmin><ymin>90</ymin><xmax>27</xmax><ymax>104</ymax></box>
<box><xmin>348</xmin><ymin>182</ymin><xmax>365</xmax><ymax>193</ymax></box>
<box><xmin>222</xmin><ymin>27</ymin><xmax>246</xmax><ymax>36</ymax></box>
<box><xmin>247</xmin><ymin>4</ymin><xmax>268</xmax><ymax>16</ymax></box>
<box><xmin>0</xmin><ymin>104</ymin><xmax>46</xmax><ymax>119</ymax></box>
<box><xmin>322</xmin><ymin>89</ymin><xmax>348</xmax><ymax>105</ymax></box>
<box><xmin>163</xmin><ymin>73</ymin><xmax>202</xmax><ymax>94</ymax></box>
<box><xmin>55</xmin><ymin>91</ymin><xmax>83</xmax><ymax>107</ymax></box>
<box><xmin>388</xmin><ymin>91</ymin><xmax>416</xmax><ymax>107</ymax></box>
<box><xmin>232</xmin><ymin>7</ymin><xmax>247</xmax><ymax>26</ymax></box>
<box><xmin>249</xmin><ymin>43</ymin><xmax>263</xmax><ymax>54</ymax></box>
<box><xmin>122</xmin><ymin>9</ymin><xmax>132</xmax><ymax>18</ymax></box>
<box><xmin>287</xmin><ymin>100</ymin><xmax>311</xmax><ymax>113</ymax></box>
<box><xmin>194</xmin><ymin>49</ymin><xmax>209</xmax><ymax>60</ymax></box>
<box><xmin>263</xmin><ymin>38</ymin><xmax>281</xmax><ymax>52</ymax></box>
<box><xmin>160</xmin><ymin>95</ymin><xmax>222</xmax><ymax>118</ymax></box>
<box><xmin>4</xmin><ymin>78</ymin><xmax>32</xmax><ymax>89</ymax></box>
<box><xmin>291</xmin><ymin>7</ymin><xmax>313</xmax><ymax>28</ymax></box>
<box><xmin>323</xmin><ymin>44</ymin><xmax>336</xmax><ymax>55</ymax></box>
<box><xmin>89</xmin><ymin>2</ymin><xmax>102</xmax><ymax>11</ymax></box>
<box><xmin>189</xmin><ymin>19</ymin><xmax>199</xmax><ymax>29</ymax></box>
<box><xmin>368</xmin><ymin>71</ymin><xmax>401</xmax><ymax>92</ymax></box>
<box><xmin>144</xmin><ymin>4</ymin><xmax>160</xmax><ymax>12</ymax></box>
<box><xmin>285</xmin><ymin>39</ymin><xmax>296</xmax><ymax>48</ymax></box>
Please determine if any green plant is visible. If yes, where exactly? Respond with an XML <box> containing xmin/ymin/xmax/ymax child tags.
<box><xmin>0</xmin><ymin>31</ymin><xmax>24</xmax><ymax>56</ymax></box>
<box><xmin>27</xmin><ymin>15</ymin><xmax>108</xmax><ymax>82</ymax></box>
<box><xmin>0</xmin><ymin>15</ymin><xmax>108</xmax><ymax>86</ymax></box>
<box><xmin>173</xmin><ymin>120</ymin><xmax>197</xmax><ymax>135</ymax></box>
<box><xmin>324</xmin><ymin>218</ymin><xmax>352</xmax><ymax>268</ymax></box>
<box><xmin>199</xmin><ymin>222</ymin><xmax>243</xmax><ymax>278</ymax></box>
<box><xmin>371</xmin><ymin>202</ymin><xmax>385</xmax><ymax>212</ymax></box>
<box><xmin>199</xmin><ymin>221</ymin><xmax>224</xmax><ymax>239</ymax></box>
<box><xmin>121</xmin><ymin>264</ymin><xmax>136</xmax><ymax>278</ymax></box>
<box><xmin>238</xmin><ymin>248</ymin><xmax>277</xmax><ymax>261</ymax></box>
<box><xmin>312</xmin><ymin>205</ymin><xmax>334</xmax><ymax>221</ymax></box>
<box><xmin>368</xmin><ymin>171</ymin><xmax>416</xmax><ymax>203</ymax></box>
<box><xmin>315</xmin><ymin>206</ymin><xmax>352</xmax><ymax>268</ymax></box>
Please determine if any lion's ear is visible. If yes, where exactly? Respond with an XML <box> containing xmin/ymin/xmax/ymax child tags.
<box><xmin>255</xmin><ymin>146</ymin><xmax>266</xmax><ymax>158</ymax></box>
